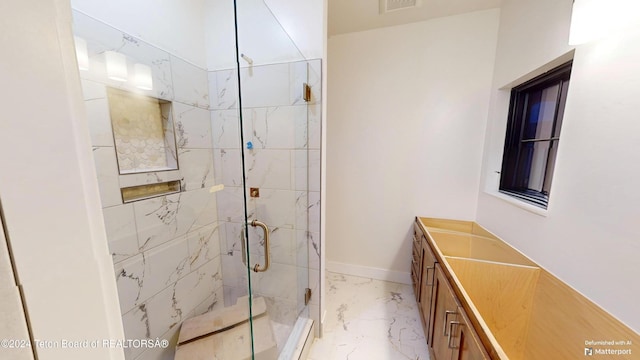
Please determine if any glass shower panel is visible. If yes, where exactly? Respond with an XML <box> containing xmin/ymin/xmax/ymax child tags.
<box><xmin>233</xmin><ymin>0</ymin><xmax>321</xmax><ymax>357</ymax></box>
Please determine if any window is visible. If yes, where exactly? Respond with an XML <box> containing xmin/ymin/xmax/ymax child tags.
<box><xmin>500</xmin><ymin>61</ymin><xmax>572</xmax><ymax>209</ymax></box>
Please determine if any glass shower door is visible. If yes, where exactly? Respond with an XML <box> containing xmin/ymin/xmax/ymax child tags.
<box><xmin>231</xmin><ymin>0</ymin><xmax>321</xmax><ymax>357</ymax></box>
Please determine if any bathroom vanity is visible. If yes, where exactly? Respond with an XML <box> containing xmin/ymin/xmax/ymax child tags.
<box><xmin>412</xmin><ymin>217</ymin><xmax>639</xmax><ymax>360</ymax></box>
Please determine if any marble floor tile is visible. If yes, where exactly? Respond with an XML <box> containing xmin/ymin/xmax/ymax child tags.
<box><xmin>307</xmin><ymin>272</ymin><xmax>430</xmax><ymax>360</ymax></box>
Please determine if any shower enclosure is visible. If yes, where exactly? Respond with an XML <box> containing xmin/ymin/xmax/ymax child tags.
<box><xmin>71</xmin><ymin>0</ymin><xmax>321</xmax><ymax>358</ymax></box>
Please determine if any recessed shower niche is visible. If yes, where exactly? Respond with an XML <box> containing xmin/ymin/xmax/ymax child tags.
<box><xmin>106</xmin><ymin>87</ymin><xmax>178</xmax><ymax>174</ymax></box>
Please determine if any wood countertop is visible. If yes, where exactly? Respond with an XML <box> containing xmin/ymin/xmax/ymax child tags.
<box><xmin>417</xmin><ymin>217</ymin><xmax>639</xmax><ymax>360</ymax></box>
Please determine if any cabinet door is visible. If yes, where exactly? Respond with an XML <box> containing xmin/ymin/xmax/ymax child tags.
<box><xmin>450</xmin><ymin>308</ymin><xmax>489</xmax><ymax>360</ymax></box>
<box><xmin>430</xmin><ymin>264</ymin><xmax>459</xmax><ymax>360</ymax></box>
<box><xmin>420</xmin><ymin>236</ymin><xmax>436</xmax><ymax>342</ymax></box>
<box><xmin>412</xmin><ymin>220</ymin><xmax>423</xmax><ymax>302</ymax></box>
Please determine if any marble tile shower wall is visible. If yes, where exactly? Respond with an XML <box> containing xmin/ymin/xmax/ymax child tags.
<box><xmin>74</xmin><ymin>11</ymin><xmax>222</xmax><ymax>360</ymax></box>
<box><xmin>209</xmin><ymin>59</ymin><xmax>322</xmax><ymax>328</ymax></box>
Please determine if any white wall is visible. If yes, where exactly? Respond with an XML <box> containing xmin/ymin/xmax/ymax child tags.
<box><xmin>71</xmin><ymin>0</ymin><xmax>208</xmax><ymax>67</ymax></box>
<box><xmin>204</xmin><ymin>0</ymin><xmax>305</xmax><ymax>70</ymax></box>
<box><xmin>477</xmin><ymin>0</ymin><xmax>640</xmax><ymax>332</ymax></box>
<box><xmin>264</xmin><ymin>0</ymin><xmax>325</xmax><ymax>60</ymax></box>
<box><xmin>327</xmin><ymin>10</ymin><xmax>500</xmax><ymax>279</ymax></box>
<box><xmin>0</xmin><ymin>0</ymin><xmax>124</xmax><ymax>358</ymax></box>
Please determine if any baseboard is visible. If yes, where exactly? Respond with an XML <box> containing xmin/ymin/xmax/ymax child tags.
<box><xmin>326</xmin><ymin>261</ymin><xmax>412</xmax><ymax>285</ymax></box>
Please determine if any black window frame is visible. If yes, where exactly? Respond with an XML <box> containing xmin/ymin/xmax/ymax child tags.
<box><xmin>499</xmin><ymin>61</ymin><xmax>572</xmax><ymax>209</ymax></box>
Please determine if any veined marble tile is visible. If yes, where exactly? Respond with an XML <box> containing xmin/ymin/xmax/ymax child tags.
<box><xmin>293</xmin><ymin>104</ymin><xmax>321</xmax><ymax>150</ymax></box>
<box><xmin>116</xmin><ymin>236</ymin><xmax>190</xmax><ymax>314</ymax></box>
<box><xmin>223</xmin><ymin>284</ymin><xmax>248</xmax><ymax>308</ymax></box>
<box><xmin>255</xmin><ymin>189</ymin><xmax>296</xmax><ymax>230</ymax></box>
<box><xmin>293</xmin><ymin>150</ymin><xmax>308</xmax><ymax>192</ymax></box>
<box><xmin>174</xmin><ymin>257</ymin><xmax>222</xmax><ymax>318</ymax></box>
<box><xmin>307</xmin><ymin>103</ymin><xmax>322</xmax><ymax>150</ymax></box>
<box><xmin>193</xmin><ymin>287</ymin><xmax>224</xmax><ymax>316</ymax></box>
<box><xmin>219</xmin><ymin>221</ymin><xmax>245</xmax><ymax>257</ymax></box>
<box><xmin>133</xmin><ymin>193</ymin><xmax>184</xmax><ymax>250</ymax></box>
<box><xmin>244</xmin><ymin>106</ymin><xmax>299</xmax><ymax>150</ymax></box>
<box><xmin>308</xmin><ymin>150</ymin><xmax>321</xmax><ymax>192</ymax></box>
<box><xmin>92</xmin><ymin>146</ymin><xmax>122</xmax><ymax>207</ymax></box>
<box><xmin>133</xmin><ymin>188</ymin><xmax>217</xmax><ymax>250</ymax></box>
<box><xmin>121</xmin><ymin>302</ymin><xmax>151</xmax><ymax>359</ymax></box>
<box><xmin>308</xmin><ymin>267</ymin><xmax>320</xmax><ymax>305</ymax></box>
<box><xmin>241</xmin><ymin>224</ymin><xmax>296</xmax><ymax>269</ymax></box>
<box><xmin>295</xmin><ymin>230</ymin><xmax>309</xmax><ymax>269</ymax></box>
<box><xmin>261</xmin><ymin>227</ymin><xmax>296</xmax><ymax>267</ymax></box>
<box><xmin>215</xmin><ymin>186</ymin><xmax>255</xmax><ymax>223</ymax></box>
<box><xmin>218</xmin><ymin>148</ymin><xmax>243</xmax><ymax>187</ymax></box>
<box><xmin>211</xmin><ymin>109</ymin><xmax>241</xmax><ymax>149</ymax></box>
<box><xmin>137</xmin><ymin>283</ymin><xmax>182</xmax><ymax>354</ymax></box>
<box><xmin>171</xmin><ymin>56</ymin><xmax>209</xmax><ymax>109</ymax></box>
<box><xmin>177</xmin><ymin>148</ymin><xmax>214</xmax><ymax>191</ymax></box>
<box><xmin>244</xmin><ymin>149</ymin><xmax>291</xmax><ymax>190</ymax></box>
<box><xmin>307</xmin><ymin>272</ymin><xmax>430</xmax><ymax>360</ymax></box>
<box><xmin>212</xmin><ymin>148</ymin><xmax>223</xmax><ymax>189</ymax></box>
<box><xmin>250</xmin><ymin>263</ymin><xmax>297</xmax><ymax>302</ymax></box>
<box><xmin>240</xmin><ymin>63</ymin><xmax>289</xmax><ymax>108</ymax></box>
<box><xmin>173</xmin><ymin>103</ymin><xmax>212</xmax><ymax>150</ymax></box>
<box><xmin>296</xmin><ymin>230</ymin><xmax>319</xmax><ymax>271</ymax></box>
<box><xmin>178</xmin><ymin>187</ymin><xmax>219</xmax><ymax>231</ymax></box>
<box><xmin>186</xmin><ymin>223</ymin><xmax>221</xmax><ymax>271</ymax></box>
<box><xmin>113</xmin><ymin>254</ymin><xmax>145</xmax><ymax>316</ymax></box>
<box><xmin>102</xmin><ymin>204</ymin><xmax>138</xmax><ymax>264</ymax></box>
<box><xmin>162</xmin><ymin>103</ymin><xmax>179</xmax><ymax>169</ymax></box>
<box><xmin>294</xmin><ymin>191</ymin><xmax>309</xmax><ymax>231</ymax></box>
<box><xmin>308</xmin><ymin>191</ymin><xmax>320</xmax><ymax>233</ymax></box>
<box><xmin>220</xmin><ymin>222</ymin><xmax>250</xmax><ymax>255</ymax></box>
<box><xmin>221</xmin><ymin>251</ymin><xmax>249</xmax><ymax>293</ymax></box>
<box><xmin>294</xmin><ymin>191</ymin><xmax>321</xmax><ymax>233</ymax></box>
<box><xmin>210</xmin><ymin>69</ymin><xmax>238</xmax><ymax>110</ymax></box>
<box><xmin>293</xmin><ymin>150</ymin><xmax>321</xmax><ymax>192</ymax></box>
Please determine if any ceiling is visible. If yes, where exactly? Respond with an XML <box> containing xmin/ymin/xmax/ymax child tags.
<box><xmin>328</xmin><ymin>0</ymin><xmax>503</xmax><ymax>36</ymax></box>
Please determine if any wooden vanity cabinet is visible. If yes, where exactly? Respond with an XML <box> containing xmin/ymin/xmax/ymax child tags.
<box><xmin>430</xmin><ymin>264</ymin><xmax>488</xmax><ymax>360</ymax></box>
<box><xmin>411</xmin><ymin>220</ymin><xmax>423</xmax><ymax>302</ymax></box>
<box><xmin>431</xmin><ymin>263</ymin><xmax>459</xmax><ymax>360</ymax></box>
<box><xmin>450</xmin><ymin>308</ymin><xmax>489</xmax><ymax>360</ymax></box>
<box><xmin>416</xmin><ymin>217</ymin><xmax>640</xmax><ymax>360</ymax></box>
<box><xmin>419</xmin><ymin>236</ymin><xmax>437</xmax><ymax>343</ymax></box>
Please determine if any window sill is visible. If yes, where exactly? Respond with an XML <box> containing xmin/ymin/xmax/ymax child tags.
<box><xmin>485</xmin><ymin>189</ymin><xmax>549</xmax><ymax>217</ymax></box>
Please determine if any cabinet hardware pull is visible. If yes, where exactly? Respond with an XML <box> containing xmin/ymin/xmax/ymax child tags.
<box><xmin>250</xmin><ymin>220</ymin><xmax>271</xmax><ymax>272</ymax></box>
<box><xmin>443</xmin><ymin>310</ymin><xmax>456</xmax><ymax>335</ymax></box>
<box><xmin>447</xmin><ymin>321</ymin><xmax>461</xmax><ymax>349</ymax></box>
<box><xmin>424</xmin><ymin>266</ymin><xmax>434</xmax><ymax>286</ymax></box>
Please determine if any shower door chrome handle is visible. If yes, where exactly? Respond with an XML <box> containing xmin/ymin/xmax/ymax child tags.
<box><xmin>250</xmin><ymin>220</ymin><xmax>271</xmax><ymax>272</ymax></box>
